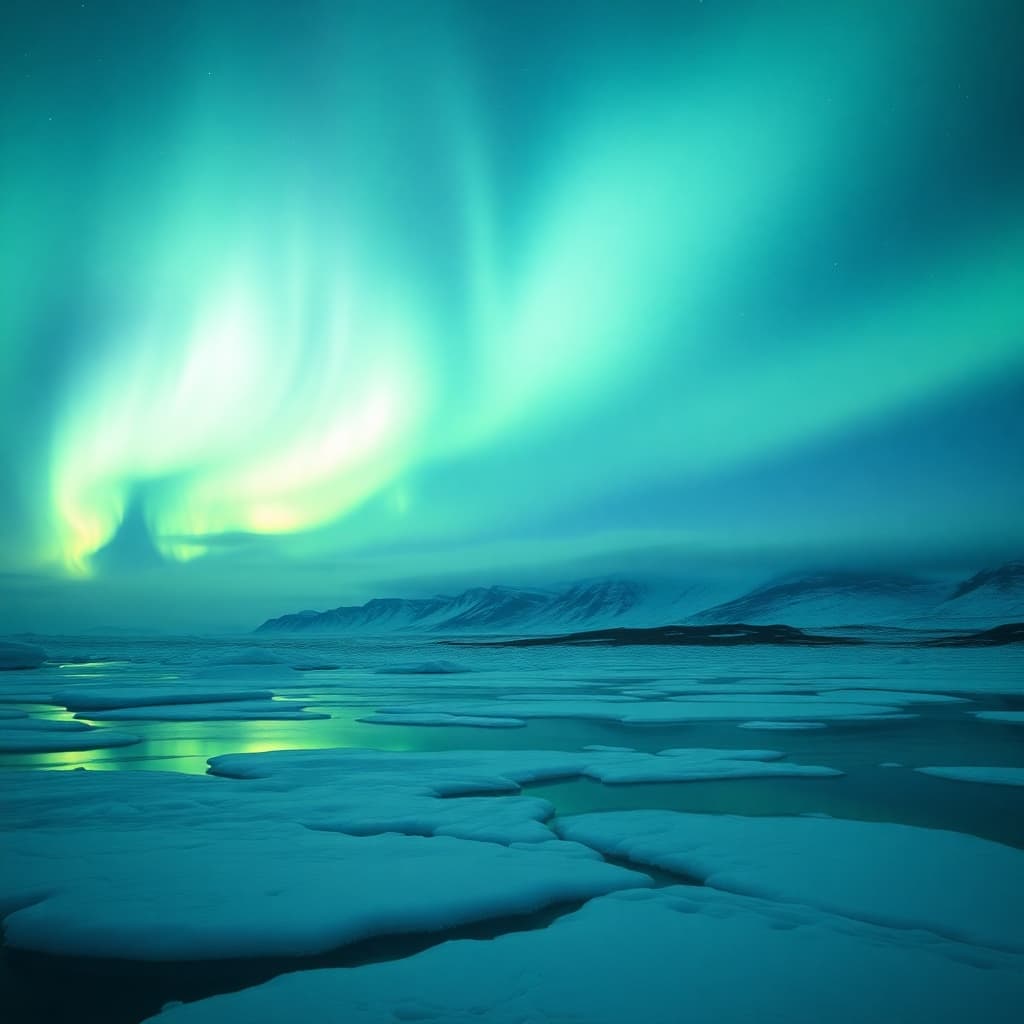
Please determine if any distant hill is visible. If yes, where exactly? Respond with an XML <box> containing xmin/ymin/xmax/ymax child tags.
<box><xmin>256</xmin><ymin>560</ymin><xmax>1024</xmax><ymax>634</ymax></box>
<box><xmin>257</xmin><ymin>578</ymin><xmax>734</xmax><ymax>635</ymax></box>
<box><xmin>923</xmin><ymin>622</ymin><xmax>1024</xmax><ymax>647</ymax></box>
<box><xmin>934</xmin><ymin>561</ymin><xmax>1024</xmax><ymax>625</ymax></box>
<box><xmin>690</xmin><ymin>572</ymin><xmax>946</xmax><ymax>628</ymax></box>
<box><xmin>692</xmin><ymin>564</ymin><xmax>1024</xmax><ymax>629</ymax></box>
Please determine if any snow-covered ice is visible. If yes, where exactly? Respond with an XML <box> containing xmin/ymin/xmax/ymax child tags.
<box><xmin>207</xmin><ymin>744</ymin><xmax>841</xmax><ymax>788</ymax></box>
<box><xmin>818</xmin><ymin>689</ymin><xmax>967</xmax><ymax>704</ymax></box>
<box><xmin>1</xmin><ymin>630</ymin><xmax>1022</xmax><ymax>1024</ymax></box>
<box><xmin>737</xmin><ymin>720</ymin><xmax>827</xmax><ymax>730</ymax></box>
<box><xmin>0</xmin><ymin>716</ymin><xmax>141</xmax><ymax>752</ymax></box>
<box><xmin>916</xmin><ymin>766</ymin><xmax>1024</xmax><ymax>787</ymax></box>
<box><xmin>144</xmin><ymin>885</ymin><xmax>1024</xmax><ymax>1024</ymax></box>
<box><xmin>54</xmin><ymin>684</ymin><xmax>275</xmax><ymax>711</ymax></box>
<box><xmin>81</xmin><ymin>699</ymin><xmax>329</xmax><ymax>721</ymax></box>
<box><xmin>375</xmin><ymin>660</ymin><xmax>472</xmax><ymax>674</ymax></box>
<box><xmin>580</xmin><ymin>749</ymin><xmax>842</xmax><ymax>784</ymax></box>
<box><xmin>359</xmin><ymin>711</ymin><xmax>527</xmax><ymax>728</ymax></box>
<box><xmin>1</xmin><ymin>823</ymin><xmax>648</xmax><ymax>960</ymax></box>
<box><xmin>557</xmin><ymin>810</ymin><xmax>1024</xmax><ymax>951</ymax></box>
<box><xmin>205</xmin><ymin>647</ymin><xmax>291</xmax><ymax>666</ymax></box>
<box><xmin>976</xmin><ymin>711</ymin><xmax>1024</xmax><ymax>724</ymax></box>
<box><xmin>0</xmin><ymin>641</ymin><xmax>47</xmax><ymax>670</ymax></box>
<box><xmin>371</xmin><ymin>695</ymin><xmax>913</xmax><ymax>724</ymax></box>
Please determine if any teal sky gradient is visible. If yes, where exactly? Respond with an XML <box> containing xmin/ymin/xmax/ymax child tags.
<box><xmin>2</xmin><ymin>0</ymin><xmax>1023</xmax><ymax>630</ymax></box>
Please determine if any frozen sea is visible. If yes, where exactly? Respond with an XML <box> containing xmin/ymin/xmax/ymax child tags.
<box><xmin>2</xmin><ymin>631</ymin><xmax>1023</xmax><ymax>1022</ymax></box>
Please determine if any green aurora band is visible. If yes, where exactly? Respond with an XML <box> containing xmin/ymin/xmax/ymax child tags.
<box><xmin>1</xmin><ymin>0</ymin><xmax>1023</xmax><ymax>627</ymax></box>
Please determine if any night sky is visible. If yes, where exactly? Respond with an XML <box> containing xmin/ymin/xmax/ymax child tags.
<box><xmin>2</xmin><ymin>1</ymin><xmax>1023</xmax><ymax>631</ymax></box>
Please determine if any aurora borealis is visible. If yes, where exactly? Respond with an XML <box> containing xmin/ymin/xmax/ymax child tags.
<box><xmin>2</xmin><ymin>0</ymin><xmax>1023</xmax><ymax>630</ymax></box>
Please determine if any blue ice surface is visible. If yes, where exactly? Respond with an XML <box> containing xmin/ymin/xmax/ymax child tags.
<box><xmin>0</xmin><ymin>632</ymin><xmax>1022</xmax><ymax>1022</ymax></box>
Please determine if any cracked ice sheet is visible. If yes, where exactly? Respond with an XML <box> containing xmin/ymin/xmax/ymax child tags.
<box><xmin>145</xmin><ymin>886</ymin><xmax>1024</xmax><ymax>1024</ymax></box>
<box><xmin>634</xmin><ymin>658</ymin><xmax>1024</xmax><ymax>698</ymax></box>
<box><xmin>738</xmin><ymin>720</ymin><xmax>827</xmax><ymax>730</ymax></box>
<box><xmin>0</xmin><ymin>745</ymin><xmax>839</xmax><ymax>844</ymax></box>
<box><xmin>0</xmin><ymin>823</ymin><xmax>648</xmax><ymax>960</ymax></box>
<box><xmin>53</xmin><ymin>684</ymin><xmax>275</xmax><ymax>711</ymax></box>
<box><xmin>557</xmin><ymin>810</ymin><xmax>1024</xmax><ymax>953</ymax></box>
<box><xmin>916</xmin><ymin>766</ymin><xmax>1024</xmax><ymax>787</ymax></box>
<box><xmin>288</xmin><ymin>671</ymin><xmax>626</xmax><ymax>697</ymax></box>
<box><xmin>816</xmin><ymin>689</ymin><xmax>967</xmax><ymax>704</ymax></box>
<box><xmin>359</xmin><ymin>711</ymin><xmax>527</xmax><ymax>727</ymax></box>
<box><xmin>0</xmin><ymin>717</ymin><xmax>91</xmax><ymax>731</ymax></box>
<box><xmin>0</xmin><ymin>717</ymin><xmax>141</xmax><ymax>753</ymax></box>
<box><xmin>78</xmin><ymin>700</ymin><xmax>329</xmax><ymax>721</ymax></box>
<box><xmin>0</xmin><ymin>743</ymin><xmax>842</xmax><ymax>960</ymax></box>
<box><xmin>207</xmin><ymin>745</ymin><xmax>841</xmax><ymax>788</ymax></box>
<box><xmin>0</xmin><ymin>763</ymin><xmax>562</xmax><ymax>846</ymax></box>
<box><xmin>669</xmin><ymin>690</ymin><xmax>965</xmax><ymax>705</ymax></box>
<box><xmin>371</xmin><ymin>696</ymin><xmax>906</xmax><ymax>723</ymax></box>
<box><xmin>374</xmin><ymin>660</ymin><xmax>472</xmax><ymax>674</ymax></box>
<box><xmin>0</xmin><ymin>679</ymin><xmax>70</xmax><ymax>704</ymax></box>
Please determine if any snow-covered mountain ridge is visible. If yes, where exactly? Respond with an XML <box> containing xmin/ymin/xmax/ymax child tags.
<box><xmin>256</xmin><ymin>562</ymin><xmax>1024</xmax><ymax>634</ymax></box>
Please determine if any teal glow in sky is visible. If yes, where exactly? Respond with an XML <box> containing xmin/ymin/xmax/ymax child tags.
<box><xmin>2</xmin><ymin>0</ymin><xmax>1023</xmax><ymax>630</ymax></box>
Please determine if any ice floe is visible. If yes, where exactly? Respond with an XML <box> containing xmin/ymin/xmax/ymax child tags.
<box><xmin>557</xmin><ymin>810</ymin><xmax>1024</xmax><ymax>952</ymax></box>
<box><xmin>374</xmin><ymin>660</ymin><xmax>472</xmax><ymax>674</ymax></box>
<box><xmin>0</xmin><ymin>752</ymin><xmax>670</xmax><ymax>961</ymax></box>
<box><xmin>143</xmin><ymin>884</ymin><xmax>1024</xmax><ymax>1024</ymax></box>
<box><xmin>816</xmin><ymin>689</ymin><xmax>968</xmax><ymax>704</ymax></box>
<box><xmin>371</xmin><ymin>696</ymin><xmax>910</xmax><ymax>725</ymax></box>
<box><xmin>737</xmin><ymin>720</ymin><xmax>827</xmax><ymax>730</ymax></box>
<box><xmin>80</xmin><ymin>699</ymin><xmax>329</xmax><ymax>721</ymax></box>
<box><xmin>581</xmin><ymin>749</ymin><xmax>841</xmax><ymax>784</ymax></box>
<box><xmin>0</xmin><ymin>823</ymin><xmax>648</xmax><ymax>960</ymax></box>
<box><xmin>186</xmin><ymin>663</ymin><xmax>300</xmax><ymax>681</ymax></box>
<box><xmin>1</xmin><ymin>720</ymin><xmax>1020</xmax><ymax>1024</ymax></box>
<box><xmin>53</xmin><ymin>685</ymin><xmax>275</xmax><ymax>711</ymax></box>
<box><xmin>975</xmin><ymin>711</ymin><xmax>1024</xmax><ymax>724</ymax></box>
<box><xmin>0</xmin><ymin>717</ymin><xmax>91</xmax><ymax>731</ymax></box>
<box><xmin>206</xmin><ymin>647</ymin><xmax>291</xmax><ymax>666</ymax></box>
<box><xmin>359</xmin><ymin>712</ymin><xmax>526</xmax><ymax>728</ymax></box>
<box><xmin>0</xmin><ymin>717</ymin><xmax>141</xmax><ymax>753</ymax></box>
<box><xmin>0</xmin><ymin>745</ymin><xmax>838</xmax><ymax>848</ymax></box>
<box><xmin>916</xmin><ymin>766</ymin><xmax>1024</xmax><ymax>787</ymax></box>
<box><xmin>0</xmin><ymin>641</ymin><xmax>47</xmax><ymax>670</ymax></box>
<box><xmin>208</xmin><ymin>745</ymin><xmax>841</xmax><ymax>789</ymax></box>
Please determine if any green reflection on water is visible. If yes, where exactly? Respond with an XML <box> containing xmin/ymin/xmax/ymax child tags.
<box><xmin>0</xmin><ymin>708</ymin><xmax>404</xmax><ymax>774</ymax></box>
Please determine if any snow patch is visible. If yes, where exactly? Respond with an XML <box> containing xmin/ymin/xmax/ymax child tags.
<box><xmin>0</xmin><ymin>721</ymin><xmax>141</xmax><ymax>753</ymax></box>
<box><xmin>557</xmin><ymin>810</ymin><xmax>1024</xmax><ymax>952</ymax></box>
<box><xmin>359</xmin><ymin>712</ymin><xmax>525</xmax><ymax>728</ymax></box>
<box><xmin>0</xmin><ymin>641</ymin><xmax>47</xmax><ymax>670</ymax></box>
<box><xmin>737</xmin><ymin>720</ymin><xmax>827</xmax><ymax>731</ymax></box>
<box><xmin>915</xmin><ymin>766</ymin><xmax>1024</xmax><ymax>787</ymax></box>
<box><xmin>80</xmin><ymin>700</ymin><xmax>329</xmax><ymax>721</ymax></box>
<box><xmin>975</xmin><ymin>711</ymin><xmax>1024</xmax><ymax>725</ymax></box>
<box><xmin>1</xmin><ymin>825</ymin><xmax>648</xmax><ymax>960</ymax></box>
<box><xmin>374</xmin><ymin>660</ymin><xmax>472</xmax><ymax>674</ymax></box>
<box><xmin>53</xmin><ymin>685</ymin><xmax>274</xmax><ymax>711</ymax></box>
<box><xmin>143</xmin><ymin>885</ymin><xmax>1024</xmax><ymax>1024</ymax></box>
